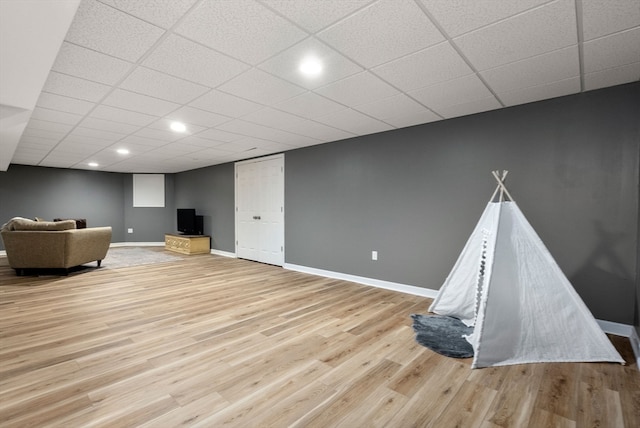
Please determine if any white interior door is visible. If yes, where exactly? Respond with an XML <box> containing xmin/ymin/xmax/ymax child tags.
<box><xmin>236</xmin><ymin>154</ymin><xmax>284</xmax><ymax>266</ymax></box>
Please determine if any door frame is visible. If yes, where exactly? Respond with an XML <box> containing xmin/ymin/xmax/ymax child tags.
<box><xmin>234</xmin><ymin>153</ymin><xmax>285</xmax><ymax>265</ymax></box>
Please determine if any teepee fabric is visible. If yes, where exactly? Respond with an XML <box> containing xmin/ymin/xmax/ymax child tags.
<box><xmin>429</xmin><ymin>171</ymin><xmax>624</xmax><ymax>368</ymax></box>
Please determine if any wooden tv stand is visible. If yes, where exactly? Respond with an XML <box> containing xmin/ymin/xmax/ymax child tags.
<box><xmin>165</xmin><ymin>234</ymin><xmax>211</xmax><ymax>255</ymax></box>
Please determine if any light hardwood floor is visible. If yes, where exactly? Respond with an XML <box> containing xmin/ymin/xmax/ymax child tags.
<box><xmin>1</xmin><ymin>249</ymin><xmax>638</xmax><ymax>427</ymax></box>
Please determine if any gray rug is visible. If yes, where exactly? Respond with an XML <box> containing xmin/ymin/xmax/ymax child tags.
<box><xmin>411</xmin><ymin>314</ymin><xmax>474</xmax><ymax>359</ymax></box>
<box><xmin>100</xmin><ymin>247</ymin><xmax>183</xmax><ymax>269</ymax></box>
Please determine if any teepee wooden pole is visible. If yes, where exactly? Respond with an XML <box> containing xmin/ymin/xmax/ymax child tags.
<box><xmin>489</xmin><ymin>170</ymin><xmax>506</xmax><ymax>202</ymax></box>
<box><xmin>491</xmin><ymin>170</ymin><xmax>514</xmax><ymax>201</ymax></box>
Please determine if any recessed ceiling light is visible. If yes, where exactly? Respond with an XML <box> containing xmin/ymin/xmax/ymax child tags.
<box><xmin>299</xmin><ymin>56</ymin><xmax>323</xmax><ymax>77</ymax></box>
<box><xmin>88</xmin><ymin>162</ymin><xmax>99</xmax><ymax>167</ymax></box>
<box><xmin>170</xmin><ymin>121</ymin><xmax>187</xmax><ymax>133</ymax></box>
<box><xmin>117</xmin><ymin>148</ymin><xmax>129</xmax><ymax>155</ymax></box>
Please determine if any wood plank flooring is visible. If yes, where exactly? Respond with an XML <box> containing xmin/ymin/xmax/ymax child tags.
<box><xmin>1</xmin><ymin>249</ymin><xmax>638</xmax><ymax>427</ymax></box>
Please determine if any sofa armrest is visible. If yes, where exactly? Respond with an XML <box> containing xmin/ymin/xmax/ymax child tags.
<box><xmin>1</xmin><ymin>230</ymin><xmax>68</xmax><ymax>268</ymax></box>
<box><xmin>65</xmin><ymin>227</ymin><xmax>112</xmax><ymax>267</ymax></box>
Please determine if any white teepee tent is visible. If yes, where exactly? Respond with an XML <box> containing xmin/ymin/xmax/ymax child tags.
<box><xmin>429</xmin><ymin>171</ymin><xmax>624</xmax><ymax>368</ymax></box>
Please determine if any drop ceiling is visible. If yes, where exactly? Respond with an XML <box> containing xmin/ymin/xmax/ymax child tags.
<box><xmin>1</xmin><ymin>0</ymin><xmax>639</xmax><ymax>173</ymax></box>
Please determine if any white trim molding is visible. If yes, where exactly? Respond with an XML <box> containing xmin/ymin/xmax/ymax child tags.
<box><xmin>110</xmin><ymin>242</ymin><xmax>164</xmax><ymax>247</ymax></box>
<box><xmin>211</xmin><ymin>249</ymin><xmax>236</xmax><ymax>258</ymax></box>
<box><xmin>284</xmin><ymin>263</ymin><xmax>439</xmax><ymax>299</ymax></box>
<box><xmin>629</xmin><ymin>328</ymin><xmax>640</xmax><ymax>368</ymax></box>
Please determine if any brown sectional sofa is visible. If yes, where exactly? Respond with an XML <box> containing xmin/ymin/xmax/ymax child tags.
<box><xmin>1</xmin><ymin>217</ymin><xmax>112</xmax><ymax>276</ymax></box>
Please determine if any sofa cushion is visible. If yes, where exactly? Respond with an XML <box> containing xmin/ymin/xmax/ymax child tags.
<box><xmin>53</xmin><ymin>218</ymin><xmax>87</xmax><ymax>229</ymax></box>
<box><xmin>1</xmin><ymin>217</ymin><xmax>76</xmax><ymax>231</ymax></box>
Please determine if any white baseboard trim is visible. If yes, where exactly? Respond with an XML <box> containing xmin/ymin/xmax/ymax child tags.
<box><xmin>283</xmin><ymin>263</ymin><xmax>439</xmax><ymax>299</ymax></box>
<box><xmin>211</xmin><ymin>249</ymin><xmax>236</xmax><ymax>258</ymax></box>
<box><xmin>110</xmin><ymin>242</ymin><xmax>164</xmax><ymax>247</ymax></box>
<box><xmin>109</xmin><ymin>242</ymin><xmax>237</xmax><ymax>258</ymax></box>
<box><xmin>0</xmin><ymin>250</ymin><xmax>6</xmax><ymax>257</ymax></box>
<box><xmin>596</xmin><ymin>319</ymin><xmax>634</xmax><ymax>337</ymax></box>
<box><xmin>629</xmin><ymin>328</ymin><xmax>640</xmax><ymax>368</ymax></box>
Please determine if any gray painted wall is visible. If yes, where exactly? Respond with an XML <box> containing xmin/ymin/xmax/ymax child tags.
<box><xmin>0</xmin><ymin>166</ymin><xmax>176</xmax><ymax>248</ymax></box>
<box><xmin>285</xmin><ymin>83</ymin><xmax>639</xmax><ymax>325</ymax></box>
<box><xmin>173</xmin><ymin>163</ymin><xmax>235</xmax><ymax>252</ymax></box>
<box><xmin>122</xmin><ymin>174</ymin><xmax>175</xmax><ymax>243</ymax></box>
<box><xmin>0</xmin><ymin>165</ymin><xmax>126</xmax><ymax>245</ymax></box>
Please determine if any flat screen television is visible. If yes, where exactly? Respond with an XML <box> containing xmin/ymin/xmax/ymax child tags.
<box><xmin>177</xmin><ymin>208</ymin><xmax>202</xmax><ymax>235</ymax></box>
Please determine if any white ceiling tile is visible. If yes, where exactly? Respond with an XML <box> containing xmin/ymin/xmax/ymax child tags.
<box><xmin>20</xmin><ymin>132</ymin><xmax>64</xmax><ymax>146</ymax></box>
<box><xmin>84</xmin><ymin>150</ymin><xmax>127</xmax><ymax>166</ymax></box>
<box><xmin>481</xmin><ymin>46</ymin><xmax>580</xmax><ymax>93</ymax></box>
<box><xmin>409</xmin><ymin>74</ymin><xmax>495</xmax><ymax>111</ymax></box>
<box><xmin>584</xmin><ymin>62</ymin><xmax>640</xmax><ymax>90</ymax></box>
<box><xmin>216</xmin><ymin>136</ymin><xmax>280</xmax><ymax>152</ymax></box>
<box><xmin>454</xmin><ymin>0</ymin><xmax>577</xmax><ymax>71</ymax></box>
<box><xmin>79</xmin><ymin>117</ymin><xmax>141</xmax><ymax>135</ymax></box>
<box><xmin>281</xmin><ymin>118</ymin><xmax>356</xmax><ymax>141</ymax></box>
<box><xmin>150</xmin><ymin>141</ymin><xmax>205</xmax><ymax>156</ymax></box>
<box><xmin>582</xmin><ymin>0</ymin><xmax>640</xmax><ymax>40</ymax></box>
<box><xmin>175</xmin><ymin>0</ymin><xmax>307</xmax><ymax>64</ymax></box>
<box><xmin>316</xmin><ymin>72</ymin><xmax>398</xmax><ymax>106</ymax></box>
<box><xmin>261</xmin><ymin>0</ymin><xmax>372</xmax><ymax>33</ymax></box>
<box><xmin>36</xmin><ymin>93</ymin><xmax>95</xmax><ymax>116</ymax></box>
<box><xmin>118</xmin><ymin>135</ymin><xmax>168</xmax><ymax>147</ymax></box>
<box><xmin>11</xmin><ymin>152</ymin><xmax>47</xmax><ymax>164</ymax></box>
<box><xmin>143</xmin><ymin>35</ymin><xmax>250</xmax><ymax>88</ymax></box>
<box><xmin>383</xmin><ymin>109</ymin><xmax>441</xmax><ymax>128</ymax></box>
<box><xmin>25</xmin><ymin>118</ymin><xmax>73</xmax><ymax>134</ymax></box>
<box><xmin>315</xmin><ymin>108</ymin><xmax>393</xmax><ymax>135</ymax></box>
<box><xmin>51</xmin><ymin>42</ymin><xmax>132</xmax><ymax>85</ymax></box>
<box><xmin>16</xmin><ymin>137</ymin><xmax>56</xmax><ymax>149</ymax></box>
<box><xmin>99</xmin><ymin>0</ymin><xmax>198</xmax><ymax>29</ymax></box>
<box><xmin>583</xmin><ymin>27</ymin><xmax>640</xmax><ymax>73</ymax></box>
<box><xmin>372</xmin><ymin>42</ymin><xmax>473</xmax><ymax>92</ymax></box>
<box><xmin>107</xmin><ymin>141</ymin><xmax>156</xmax><ymax>155</ymax></box>
<box><xmin>89</xmin><ymin>105</ymin><xmax>157</xmax><ymax>127</ymax></box>
<box><xmin>56</xmin><ymin>139</ymin><xmax>111</xmax><ymax>153</ymax></box>
<box><xmin>498</xmin><ymin>77</ymin><xmax>581</xmax><ymax>106</ymax></box>
<box><xmin>179</xmin><ymin>136</ymin><xmax>228</xmax><ymax>148</ymax></box>
<box><xmin>420</xmin><ymin>0</ymin><xmax>549</xmax><ymax>37</ymax></box>
<box><xmin>189</xmin><ymin>89</ymin><xmax>263</xmax><ymax>117</ymax></box>
<box><xmin>64</xmin><ymin>0</ymin><xmax>165</xmax><ymax>62</ymax></box>
<box><xmin>63</xmin><ymin>132</ymin><xmax>120</xmax><ymax>146</ymax></box>
<box><xmin>7</xmin><ymin>0</ymin><xmax>639</xmax><ymax>173</ymax></box>
<box><xmin>120</xmin><ymin>67</ymin><xmax>210</xmax><ymax>104</ymax></box>
<box><xmin>166</xmin><ymin>106</ymin><xmax>231</xmax><ymax>128</ymax></box>
<box><xmin>355</xmin><ymin>94</ymin><xmax>428</xmax><ymax>121</ymax></box>
<box><xmin>196</xmin><ymin>128</ymin><xmax>245</xmax><ymax>143</ymax></box>
<box><xmin>103</xmin><ymin>89</ymin><xmax>180</xmax><ymax>116</ymax></box>
<box><xmin>134</xmin><ymin>127</ymin><xmax>184</xmax><ymax>142</ymax></box>
<box><xmin>148</xmin><ymin>118</ymin><xmax>206</xmax><ymax>135</ymax></box>
<box><xmin>219</xmin><ymin>69</ymin><xmax>306</xmax><ymax>105</ymax></box>
<box><xmin>317</xmin><ymin>0</ymin><xmax>444</xmax><ymax>68</ymax></box>
<box><xmin>42</xmin><ymin>72</ymin><xmax>111</xmax><ymax>102</ymax></box>
<box><xmin>258</xmin><ymin>38</ymin><xmax>363</xmax><ymax>89</ymax></box>
<box><xmin>241</xmin><ymin>107</ymin><xmax>306</xmax><ymax>129</ymax></box>
<box><xmin>435</xmin><ymin>97</ymin><xmax>502</xmax><ymax>119</ymax></box>
<box><xmin>71</xmin><ymin>126</ymin><xmax>128</xmax><ymax>142</ymax></box>
<box><xmin>217</xmin><ymin>119</ymin><xmax>308</xmax><ymax>143</ymax></box>
<box><xmin>275</xmin><ymin>92</ymin><xmax>346</xmax><ymax>119</ymax></box>
<box><xmin>30</xmin><ymin>107</ymin><xmax>82</xmax><ymax>125</ymax></box>
<box><xmin>40</xmin><ymin>157</ymin><xmax>83</xmax><ymax>169</ymax></box>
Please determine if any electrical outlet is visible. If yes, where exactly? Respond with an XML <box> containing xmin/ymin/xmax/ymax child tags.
<box><xmin>127</xmin><ymin>228</ymin><xmax>133</xmax><ymax>234</ymax></box>
<box><xmin>372</xmin><ymin>250</ymin><xmax>378</xmax><ymax>261</ymax></box>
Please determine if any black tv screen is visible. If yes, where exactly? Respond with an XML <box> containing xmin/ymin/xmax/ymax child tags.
<box><xmin>177</xmin><ymin>208</ymin><xmax>196</xmax><ymax>235</ymax></box>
